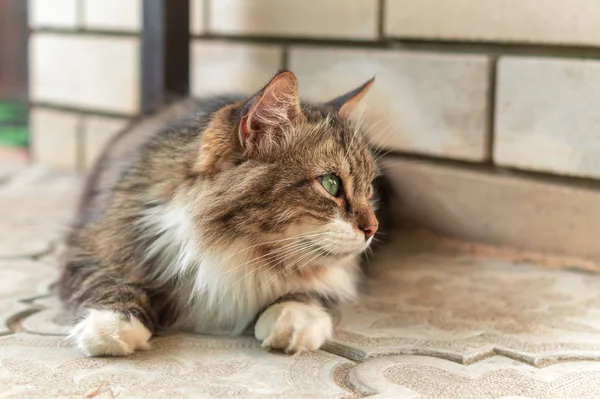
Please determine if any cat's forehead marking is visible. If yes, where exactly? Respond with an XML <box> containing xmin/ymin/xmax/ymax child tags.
<box><xmin>287</xmin><ymin>105</ymin><xmax>376</xmax><ymax>195</ymax></box>
<box><xmin>323</xmin><ymin>121</ymin><xmax>375</xmax><ymax>202</ymax></box>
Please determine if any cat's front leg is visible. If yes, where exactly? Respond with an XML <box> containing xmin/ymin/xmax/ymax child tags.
<box><xmin>65</xmin><ymin>283</ymin><xmax>155</xmax><ymax>357</ymax></box>
<box><xmin>70</xmin><ymin>308</ymin><xmax>152</xmax><ymax>356</ymax></box>
<box><xmin>254</xmin><ymin>299</ymin><xmax>333</xmax><ymax>353</ymax></box>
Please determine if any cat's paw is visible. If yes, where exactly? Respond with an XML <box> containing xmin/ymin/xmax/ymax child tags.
<box><xmin>254</xmin><ymin>302</ymin><xmax>333</xmax><ymax>353</ymax></box>
<box><xmin>69</xmin><ymin>309</ymin><xmax>152</xmax><ymax>356</ymax></box>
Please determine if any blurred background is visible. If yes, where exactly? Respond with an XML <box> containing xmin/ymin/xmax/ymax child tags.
<box><xmin>1</xmin><ymin>0</ymin><xmax>599</xmax><ymax>263</ymax></box>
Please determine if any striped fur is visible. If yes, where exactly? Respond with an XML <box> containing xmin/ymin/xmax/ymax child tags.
<box><xmin>57</xmin><ymin>71</ymin><xmax>380</xmax><ymax>355</ymax></box>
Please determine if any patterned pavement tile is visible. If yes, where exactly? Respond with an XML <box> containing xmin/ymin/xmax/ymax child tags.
<box><xmin>347</xmin><ymin>355</ymin><xmax>600</xmax><ymax>399</ymax></box>
<box><xmin>0</xmin><ymin>165</ymin><xmax>20</xmax><ymax>186</ymax></box>
<box><xmin>0</xmin><ymin>259</ymin><xmax>60</xmax><ymax>335</ymax></box>
<box><xmin>327</xmin><ymin>238</ymin><xmax>600</xmax><ymax>366</ymax></box>
<box><xmin>0</xmin><ymin>259</ymin><xmax>58</xmax><ymax>302</ymax></box>
<box><xmin>0</xmin><ymin>333</ymin><xmax>356</xmax><ymax>399</ymax></box>
<box><xmin>0</xmin><ymin>302</ymin><xmax>32</xmax><ymax>335</ymax></box>
<box><xmin>20</xmin><ymin>296</ymin><xmax>70</xmax><ymax>336</ymax></box>
<box><xmin>4</xmin><ymin>165</ymin><xmax>600</xmax><ymax>398</ymax></box>
<box><xmin>0</xmin><ymin>167</ymin><xmax>79</xmax><ymax>259</ymax></box>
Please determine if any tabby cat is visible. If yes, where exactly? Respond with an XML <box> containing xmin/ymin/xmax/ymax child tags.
<box><xmin>58</xmin><ymin>71</ymin><xmax>380</xmax><ymax>356</ymax></box>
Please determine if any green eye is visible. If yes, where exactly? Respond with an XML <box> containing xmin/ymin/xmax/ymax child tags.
<box><xmin>320</xmin><ymin>174</ymin><xmax>341</xmax><ymax>197</ymax></box>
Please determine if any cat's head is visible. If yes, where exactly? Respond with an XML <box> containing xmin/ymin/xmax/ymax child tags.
<box><xmin>200</xmin><ymin>71</ymin><xmax>379</xmax><ymax>271</ymax></box>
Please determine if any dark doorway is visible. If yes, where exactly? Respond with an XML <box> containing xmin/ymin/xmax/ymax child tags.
<box><xmin>141</xmin><ymin>0</ymin><xmax>190</xmax><ymax>114</ymax></box>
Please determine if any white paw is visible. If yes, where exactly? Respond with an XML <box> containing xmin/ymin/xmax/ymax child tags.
<box><xmin>254</xmin><ymin>302</ymin><xmax>333</xmax><ymax>353</ymax></box>
<box><xmin>69</xmin><ymin>309</ymin><xmax>152</xmax><ymax>356</ymax></box>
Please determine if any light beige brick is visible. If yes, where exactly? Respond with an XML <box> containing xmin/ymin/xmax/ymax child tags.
<box><xmin>385</xmin><ymin>0</ymin><xmax>600</xmax><ymax>47</ymax></box>
<box><xmin>495</xmin><ymin>57</ymin><xmax>600</xmax><ymax>179</ymax></box>
<box><xmin>190</xmin><ymin>0</ymin><xmax>205</xmax><ymax>35</ymax></box>
<box><xmin>29</xmin><ymin>33</ymin><xmax>140</xmax><ymax>115</ymax></box>
<box><xmin>382</xmin><ymin>157</ymin><xmax>600</xmax><ymax>262</ymax></box>
<box><xmin>83</xmin><ymin>116</ymin><xmax>130</xmax><ymax>170</ymax></box>
<box><xmin>208</xmin><ymin>0</ymin><xmax>378</xmax><ymax>40</ymax></box>
<box><xmin>30</xmin><ymin>108</ymin><xmax>81</xmax><ymax>171</ymax></box>
<box><xmin>28</xmin><ymin>0</ymin><xmax>78</xmax><ymax>29</ymax></box>
<box><xmin>190</xmin><ymin>41</ymin><xmax>283</xmax><ymax>96</ymax></box>
<box><xmin>290</xmin><ymin>47</ymin><xmax>491</xmax><ymax>161</ymax></box>
<box><xmin>82</xmin><ymin>0</ymin><xmax>141</xmax><ymax>32</ymax></box>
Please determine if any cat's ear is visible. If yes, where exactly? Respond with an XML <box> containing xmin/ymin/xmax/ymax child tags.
<box><xmin>238</xmin><ymin>71</ymin><xmax>305</xmax><ymax>152</ymax></box>
<box><xmin>326</xmin><ymin>77</ymin><xmax>375</xmax><ymax>118</ymax></box>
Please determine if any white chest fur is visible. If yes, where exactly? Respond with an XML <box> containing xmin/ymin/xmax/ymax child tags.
<box><xmin>139</xmin><ymin>203</ymin><xmax>359</xmax><ymax>335</ymax></box>
<box><xmin>180</xmin><ymin>250</ymin><xmax>282</xmax><ymax>335</ymax></box>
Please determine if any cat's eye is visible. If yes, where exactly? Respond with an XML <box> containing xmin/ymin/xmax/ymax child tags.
<box><xmin>320</xmin><ymin>174</ymin><xmax>341</xmax><ymax>197</ymax></box>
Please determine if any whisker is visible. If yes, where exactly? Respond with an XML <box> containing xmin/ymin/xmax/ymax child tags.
<box><xmin>282</xmin><ymin>242</ymin><xmax>336</xmax><ymax>279</ymax></box>
<box><xmin>210</xmin><ymin>240</ymin><xmax>318</xmax><ymax>305</ymax></box>
<box><xmin>199</xmin><ymin>232</ymin><xmax>333</xmax><ymax>286</ymax></box>
<box><xmin>221</xmin><ymin>231</ymin><xmax>332</xmax><ymax>261</ymax></box>
<box><xmin>196</xmin><ymin>240</ymin><xmax>312</xmax><ymax>297</ymax></box>
<box><xmin>257</xmin><ymin>243</ymin><xmax>326</xmax><ymax>290</ymax></box>
<box><xmin>265</xmin><ymin>241</ymin><xmax>337</xmax><ymax>287</ymax></box>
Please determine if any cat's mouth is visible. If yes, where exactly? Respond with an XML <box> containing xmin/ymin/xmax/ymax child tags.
<box><xmin>297</xmin><ymin>238</ymin><xmax>358</xmax><ymax>259</ymax></box>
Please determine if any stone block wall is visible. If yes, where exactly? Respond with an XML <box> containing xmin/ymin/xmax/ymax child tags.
<box><xmin>28</xmin><ymin>0</ymin><xmax>600</xmax><ymax>260</ymax></box>
<box><xmin>29</xmin><ymin>0</ymin><xmax>600</xmax><ymax>177</ymax></box>
<box><xmin>28</xmin><ymin>0</ymin><xmax>139</xmax><ymax>171</ymax></box>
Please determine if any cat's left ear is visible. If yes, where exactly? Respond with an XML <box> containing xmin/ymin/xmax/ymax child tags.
<box><xmin>326</xmin><ymin>78</ymin><xmax>375</xmax><ymax>118</ymax></box>
<box><xmin>239</xmin><ymin>71</ymin><xmax>305</xmax><ymax>153</ymax></box>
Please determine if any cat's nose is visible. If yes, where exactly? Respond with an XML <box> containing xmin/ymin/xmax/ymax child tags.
<box><xmin>360</xmin><ymin>223</ymin><xmax>379</xmax><ymax>239</ymax></box>
<box><xmin>356</xmin><ymin>208</ymin><xmax>379</xmax><ymax>239</ymax></box>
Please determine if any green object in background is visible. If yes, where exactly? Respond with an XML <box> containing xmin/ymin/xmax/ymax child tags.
<box><xmin>0</xmin><ymin>100</ymin><xmax>29</xmax><ymax>148</ymax></box>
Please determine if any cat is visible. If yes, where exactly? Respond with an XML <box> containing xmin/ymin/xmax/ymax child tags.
<box><xmin>57</xmin><ymin>70</ymin><xmax>380</xmax><ymax>356</ymax></box>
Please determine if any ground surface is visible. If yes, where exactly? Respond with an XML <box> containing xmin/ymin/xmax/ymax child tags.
<box><xmin>1</xmin><ymin>165</ymin><xmax>600</xmax><ymax>398</ymax></box>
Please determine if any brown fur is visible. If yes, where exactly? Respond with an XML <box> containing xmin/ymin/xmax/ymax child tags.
<box><xmin>57</xmin><ymin>71</ymin><xmax>380</xmax><ymax>345</ymax></box>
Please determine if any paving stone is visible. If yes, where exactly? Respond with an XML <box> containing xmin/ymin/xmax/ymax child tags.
<box><xmin>0</xmin><ymin>228</ymin><xmax>58</xmax><ymax>259</ymax></box>
<box><xmin>0</xmin><ymin>165</ymin><xmax>62</xmax><ymax>192</ymax></box>
<box><xmin>20</xmin><ymin>296</ymin><xmax>70</xmax><ymax>336</ymax></box>
<box><xmin>0</xmin><ymin>333</ymin><xmax>355</xmax><ymax>398</ymax></box>
<box><xmin>21</xmin><ymin>309</ymin><xmax>74</xmax><ymax>337</ymax></box>
<box><xmin>0</xmin><ymin>164</ymin><xmax>24</xmax><ymax>185</ymax></box>
<box><xmin>0</xmin><ymin>302</ymin><xmax>31</xmax><ymax>335</ymax></box>
<box><xmin>0</xmin><ymin>168</ymin><xmax>80</xmax><ymax>258</ymax></box>
<box><xmin>5</xmin><ymin>164</ymin><xmax>600</xmax><ymax>397</ymax></box>
<box><xmin>327</xmin><ymin>236</ymin><xmax>600</xmax><ymax>365</ymax></box>
<box><xmin>0</xmin><ymin>260</ymin><xmax>58</xmax><ymax>302</ymax></box>
<box><xmin>349</xmin><ymin>355</ymin><xmax>600</xmax><ymax>398</ymax></box>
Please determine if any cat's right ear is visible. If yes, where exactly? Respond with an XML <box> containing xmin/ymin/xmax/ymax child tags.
<box><xmin>326</xmin><ymin>77</ymin><xmax>375</xmax><ymax>118</ymax></box>
<box><xmin>238</xmin><ymin>71</ymin><xmax>305</xmax><ymax>155</ymax></box>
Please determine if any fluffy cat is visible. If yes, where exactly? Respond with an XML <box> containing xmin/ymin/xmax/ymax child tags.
<box><xmin>57</xmin><ymin>71</ymin><xmax>380</xmax><ymax>356</ymax></box>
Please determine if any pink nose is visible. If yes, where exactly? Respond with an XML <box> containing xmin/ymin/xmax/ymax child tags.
<box><xmin>359</xmin><ymin>223</ymin><xmax>378</xmax><ymax>239</ymax></box>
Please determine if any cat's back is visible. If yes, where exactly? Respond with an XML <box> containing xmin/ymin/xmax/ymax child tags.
<box><xmin>77</xmin><ymin>96</ymin><xmax>242</xmax><ymax>225</ymax></box>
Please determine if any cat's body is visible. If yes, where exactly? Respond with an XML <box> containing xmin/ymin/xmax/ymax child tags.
<box><xmin>58</xmin><ymin>72</ymin><xmax>380</xmax><ymax>356</ymax></box>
